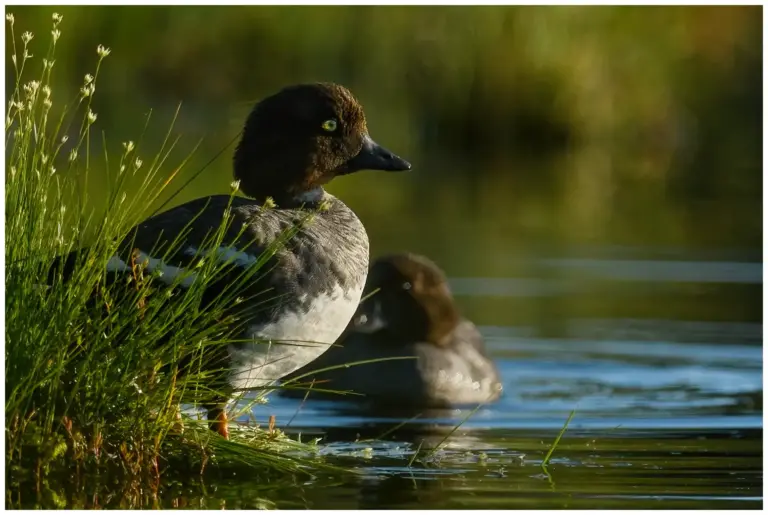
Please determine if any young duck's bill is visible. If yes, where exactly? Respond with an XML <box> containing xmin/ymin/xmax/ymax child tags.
<box><xmin>350</xmin><ymin>297</ymin><xmax>387</xmax><ymax>333</ymax></box>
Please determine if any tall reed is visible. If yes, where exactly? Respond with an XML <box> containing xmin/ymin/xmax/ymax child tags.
<box><xmin>5</xmin><ymin>14</ymin><xmax>334</xmax><ymax>503</ymax></box>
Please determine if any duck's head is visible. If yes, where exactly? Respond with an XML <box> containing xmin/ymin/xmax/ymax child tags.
<box><xmin>233</xmin><ymin>82</ymin><xmax>411</xmax><ymax>204</ymax></box>
<box><xmin>351</xmin><ymin>253</ymin><xmax>460</xmax><ymax>346</ymax></box>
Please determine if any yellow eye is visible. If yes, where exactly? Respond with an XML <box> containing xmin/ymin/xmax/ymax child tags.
<box><xmin>321</xmin><ymin>119</ymin><xmax>338</xmax><ymax>132</ymax></box>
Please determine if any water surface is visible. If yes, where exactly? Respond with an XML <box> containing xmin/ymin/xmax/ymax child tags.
<box><xmin>227</xmin><ymin>255</ymin><xmax>762</xmax><ymax>509</ymax></box>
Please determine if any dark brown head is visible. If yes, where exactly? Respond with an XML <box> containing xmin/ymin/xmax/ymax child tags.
<box><xmin>233</xmin><ymin>83</ymin><xmax>411</xmax><ymax>204</ymax></box>
<box><xmin>351</xmin><ymin>253</ymin><xmax>461</xmax><ymax>346</ymax></box>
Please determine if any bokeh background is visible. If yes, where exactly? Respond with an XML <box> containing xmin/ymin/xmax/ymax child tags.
<box><xmin>6</xmin><ymin>5</ymin><xmax>762</xmax><ymax>335</ymax></box>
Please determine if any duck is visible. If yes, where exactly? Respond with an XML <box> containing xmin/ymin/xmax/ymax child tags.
<box><xmin>282</xmin><ymin>253</ymin><xmax>502</xmax><ymax>408</ymax></box>
<box><xmin>49</xmin><ymin>83</ymin><xmax>411</xmax><ymax>438</ymax></box>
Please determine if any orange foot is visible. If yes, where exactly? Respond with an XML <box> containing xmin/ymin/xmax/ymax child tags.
<box><xmin>209</xmin><ymin>409</ymin><xmax>230</xmax><ymax>440</ymax></box>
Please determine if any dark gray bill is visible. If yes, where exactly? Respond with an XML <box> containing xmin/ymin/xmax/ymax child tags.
<box><xmin>343</xmin><ymin>134</ymin><xmax>411</xmax><ymax>173</ymax></box>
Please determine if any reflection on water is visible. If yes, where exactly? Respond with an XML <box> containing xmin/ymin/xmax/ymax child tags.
<box><xmin>302</xmin><ymin>429</ymin><xmax>761</xmax><ymax>510</ymax></box>
<box><xmin>270</xmin><ymin>329</ymin><xmax>761</xmax><ymax>431</ymax></box>
<box><xmin>234</xmin><ymin>252</ymin><xmax>762</xmax><ymax>509</ymax></box>
<box><xmin>539</xmin><ymin>258</ymin><xmax>762</xmax><ymax>284</ymax></box>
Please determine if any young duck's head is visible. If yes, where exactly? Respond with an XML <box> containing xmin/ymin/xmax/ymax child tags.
<box><xmin>352</xmin><ymin>253</ymin><xmax>461</xmax><ymax>346</ymax></box>
<box><xmin>233</xmin><ymin>82</ymin><xmax>411</xmax><ymax>204</ymax></box>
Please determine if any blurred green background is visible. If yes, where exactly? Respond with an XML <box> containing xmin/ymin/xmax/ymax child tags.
<box><xmin>6</xmin><ymin>5</ymin><xmax>762</xmax><ymax>329</ymax></box>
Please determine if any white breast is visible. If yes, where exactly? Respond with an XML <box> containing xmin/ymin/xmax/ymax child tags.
<box><xmin>227</xmin><ymin>279</ymin><xmax>365</xmax><ymax>392</ymax></box>
<box><xmin>109</xmin><ymin>242</ymin><xmax>367</xmax><ymax>393</ymax></box>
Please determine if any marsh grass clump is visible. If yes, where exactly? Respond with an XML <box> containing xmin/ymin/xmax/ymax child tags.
<box><xmin>4</xmin><ymin>14</ymin><xmax>336</xmax><ymax>506</ymax></box>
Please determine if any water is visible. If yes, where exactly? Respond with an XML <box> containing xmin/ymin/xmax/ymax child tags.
<box><xmin>193</xmin><ymin>255</ymin><xmax>760</xmax><ymax>510</ymax></box>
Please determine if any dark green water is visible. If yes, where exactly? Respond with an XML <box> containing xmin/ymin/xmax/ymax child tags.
<box><xmin>137</xmin><ymin>429</ymin><xmax>761</xmax><ymax>509</ymax></box>
<box><xmin>254</xmin><ymin>281</ymin><xmax>762</xmax><ymax>509</ymax></box>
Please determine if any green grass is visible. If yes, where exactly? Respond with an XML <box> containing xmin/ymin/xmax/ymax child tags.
<box><xmin>539</xmin><ymin>408</ymin><xmax>577</xmax><ymax>488</ymax></box>
<box><xmin>4</xmin><ymin>13</ymin><xmax>349</xmax><ymax>507</ymax></box>
<box><xmin>541</xmin><ymin>408</ymin><xmax>576</xmax><ymax>469</ymax></box>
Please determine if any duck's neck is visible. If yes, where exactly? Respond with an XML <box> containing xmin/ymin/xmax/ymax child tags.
<box><xmin>253</xmin><ymin>187</ymin><xmax>327</xmax><ymax>209</ymax></box>
<box><xmin>293</xmin><ymin>187</ymin><xmax>326</xmax><ymax>205</ymax></box>
<box><xmin>421</xmin><ymin>298</ymin><xmax>462</xmax><ymax>347</ymax></box>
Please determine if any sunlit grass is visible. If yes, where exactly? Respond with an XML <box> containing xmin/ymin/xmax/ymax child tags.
<box><xmin>4</xmin><ymin>13</ymin><xmax>348</xmax><ymax>506</ymax></box>
<box><xmin>540</xmin><ymin>407</ymin><xmax>577</xmax><ymax>486</ymax></box>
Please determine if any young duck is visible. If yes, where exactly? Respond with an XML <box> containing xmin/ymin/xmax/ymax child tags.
<box><xmin>283</xmin><ymin>253</ymin><xmax>502</xmax><ymax>408</ymax></box>
<box><xmin>54</xmin><ymin>83</ymin><xmax>410</xmax><ymax>437</ymax></box>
